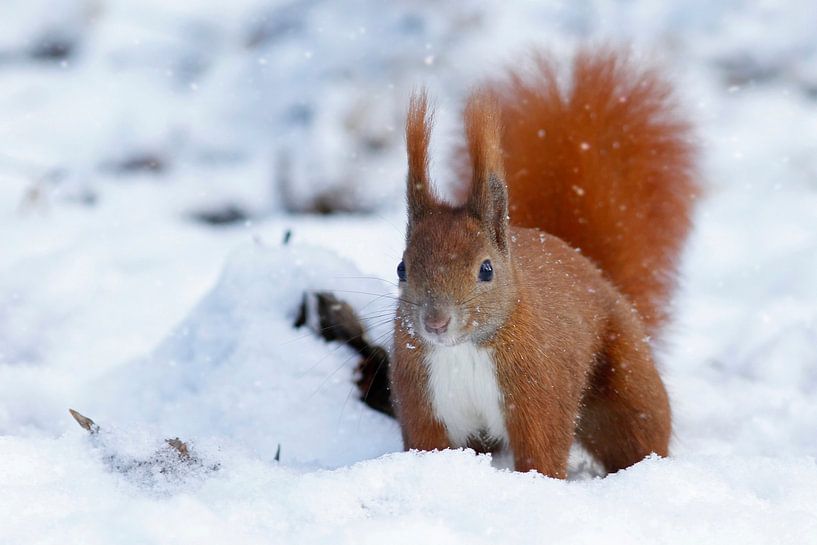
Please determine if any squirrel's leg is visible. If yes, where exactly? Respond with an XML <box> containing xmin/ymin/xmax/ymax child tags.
<box><xmin>505</xmin><ymin>403</ymin><xmax>574</xmax><ymax>478</ymax></box>
<box><xmin>576</xmin><ymin>307</ymin><xmax>671</xmax><ymax>473</ymax></box>
<box><xmin>398</xmin><ymin>404</ymin><xmax>451</xmax><ymax>452</ymax></box>
<box><xmin>501</xmin><ymin>377</ymin><xmax>576</xmax><ymax>478</ymax></box>
<box><xmin>390</xmin><ymin>347</ymin><xmax>451</xmax><ymax>451</ymax></box>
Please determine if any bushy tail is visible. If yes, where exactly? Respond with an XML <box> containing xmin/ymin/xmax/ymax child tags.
<box><xmin>488</xmin><ymin>49</ymin><xmax>697</xmax><ymax>334</ymax></box>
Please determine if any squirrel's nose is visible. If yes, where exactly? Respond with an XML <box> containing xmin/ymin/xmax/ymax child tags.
<box><xmin>424</xmin><ymin>313</ymin><xmax>451</xmax><ymax>335</ymax></box>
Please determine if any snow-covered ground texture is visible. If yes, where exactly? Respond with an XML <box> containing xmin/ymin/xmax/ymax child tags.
<box><xmin>2</xmin><ymin>0</ymin><xmax>817</xmax><ymax>543</ymax></box>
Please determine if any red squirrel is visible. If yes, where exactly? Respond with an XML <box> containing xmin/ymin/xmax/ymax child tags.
<box><xmin>390</xmin><ymin>49</ymin><xmax>697</xmax><ymax>478</ymax></box>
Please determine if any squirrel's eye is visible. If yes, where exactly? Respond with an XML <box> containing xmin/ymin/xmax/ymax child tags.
<box><xmin>478</xmin><ymin>259</ymin><xmax>493</xmax><ymax>282</ymax></box>
<box><xmin>397</xmin><ymin>260</ymin><xmax>407</xmax><ymax>282</ymax></box>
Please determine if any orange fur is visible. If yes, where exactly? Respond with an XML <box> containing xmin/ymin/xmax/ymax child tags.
<box><xmin>405</xmin><ymin>90</ymin><xmax>436</xmax><ymax>222</ymax></box>
<box><xmin>392</xmin><ymin>49</ymin><xmax>695</xmax><ymax>478</ymax></box>
<box><xmin>464</xmin><ymin>91</ymin><xmax>505</xmax><ymax>187</ymax></box>
<box><xmin>461</xmin><ymin>49</ymin><xmax>697</xmax><ymax>333</ymax></box>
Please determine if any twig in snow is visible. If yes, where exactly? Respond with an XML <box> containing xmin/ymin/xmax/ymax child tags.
<box><xmin>68</xmin><ymin>409</ymin><xmax>220</xmax><ymax>486</ymax></box>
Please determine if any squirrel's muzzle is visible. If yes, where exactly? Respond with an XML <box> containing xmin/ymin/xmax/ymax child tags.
<box><xmin>423</xmin><ymin>307</ymin><xmax>451</xmax><ymax>335</ymax></box>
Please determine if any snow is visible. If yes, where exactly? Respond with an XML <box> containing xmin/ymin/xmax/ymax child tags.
<box><xmin>2</xmin><ymin>0</ymin><xmax>817</xmax><ymax>543</ymax></box>
<box><xmin>3</xmin><ymin>443</ymin><xmax>816</xmax><ymax>545</ymax></box>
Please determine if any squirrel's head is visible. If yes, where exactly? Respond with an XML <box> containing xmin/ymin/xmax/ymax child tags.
<box><xmin>398</xmin><ymin>90</ymin><xmax>516</xmax><ymax>347</ymax></box>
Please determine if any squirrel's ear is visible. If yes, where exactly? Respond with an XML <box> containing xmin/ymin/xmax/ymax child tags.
<box><xmin>464</xmin><ymin>91</ymin><xmax>509</xmax><ymax>254</ymax></box>
<box><xmin>405</xmin><ymin>90</ymin><xmax>436</xmax><ymax>229</ymax></box>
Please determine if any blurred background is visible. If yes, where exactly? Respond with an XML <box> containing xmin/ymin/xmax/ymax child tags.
<box><xmin>2</xmin><ymin>0</ymin><xmax>816</xmax><ymax>216</ymax></box>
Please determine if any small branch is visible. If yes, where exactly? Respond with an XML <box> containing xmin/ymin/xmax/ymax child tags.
<box><xmin>165</xmin><ymin>438</ymin><xmax>191</xmax><ymax>460</ymax></box>
<box><xmin>69</xmin><ymin>408</ymin><xmax>99</xmax><ymax>434</ymax></box>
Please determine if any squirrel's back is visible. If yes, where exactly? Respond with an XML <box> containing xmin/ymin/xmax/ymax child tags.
<box><xmin>480</xmin><ymin>49</ymin><xmax>697</xmax><ymax>333</ymax></box>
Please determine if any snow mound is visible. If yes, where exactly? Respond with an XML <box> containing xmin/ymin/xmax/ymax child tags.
<box><xmin>86</xmin><ymin>240</ymin><xmax>401</xmax><ymax>468</ymax></box>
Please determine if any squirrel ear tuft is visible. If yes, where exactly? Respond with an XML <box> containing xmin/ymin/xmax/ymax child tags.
<box><xmin>406</xmin><ymin>89</ymin><xmax>436</xmax><ymax>227</ymax></box>
<box><xmin>464</xmin><ymin>90</ymin><xmax>509</xmax><ymax>253</ymax></box>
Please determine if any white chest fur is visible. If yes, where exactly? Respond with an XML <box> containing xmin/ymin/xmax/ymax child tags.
<box><xmin>424</xmin><ymin>342</ymin><xmax>508</xmax><ymax>447</ymax></box>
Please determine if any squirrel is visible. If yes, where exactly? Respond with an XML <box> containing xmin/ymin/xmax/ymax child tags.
<box><xmin>390</xmin><ymin>49</ymin><xmax>697</xmax><ymax>478</ymax></box>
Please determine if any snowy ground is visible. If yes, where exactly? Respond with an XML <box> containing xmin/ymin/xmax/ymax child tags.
<box><xmin>2</xmin><ymin>1</ymin><xmax>817</xmax><ymax>544</ymax></box>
